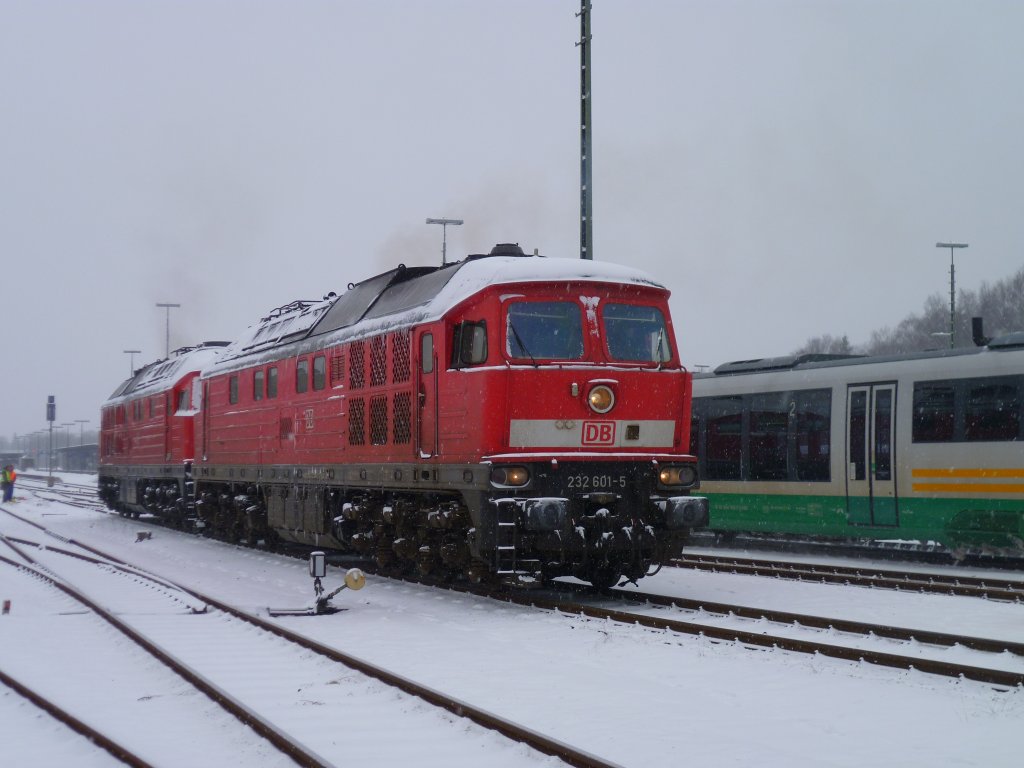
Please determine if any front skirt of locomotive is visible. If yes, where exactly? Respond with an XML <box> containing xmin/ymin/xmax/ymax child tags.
<box><xmin>480</xmin><ymin>459</ymin><xmax>708</xmax><ymax>587</ymax></box>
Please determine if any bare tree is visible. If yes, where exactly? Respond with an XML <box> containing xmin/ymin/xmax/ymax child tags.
<box><xmin>794</xmin><ymin>266</ymin><xmax>1024</xmax><ymax>357</ymax></box>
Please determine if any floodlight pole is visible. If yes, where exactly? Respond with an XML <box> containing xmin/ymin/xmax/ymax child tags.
<box><xmin>155</xmin><ymin>303</ymin><xmax>181</xmax><ymax>358</ymax></box>
<box><xmin>935</xmin><ymin>242</ymin><xmax>967</xmax><ymax>348</ymax></box>
<box><xmin>426</xmin><ymin>218</ymin><xmax>463</xmax><ymax>265</ymax></box>
<box><xmin>75</xmin><ymin>420</ymin><xmax>89</xmax><ymax>446</ymax></box>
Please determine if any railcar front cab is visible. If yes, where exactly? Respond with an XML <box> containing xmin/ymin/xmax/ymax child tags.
<box><xmin>456</xmin><ymin>278</ymin><xmax>707</xmax><ymax>587</ymax></box>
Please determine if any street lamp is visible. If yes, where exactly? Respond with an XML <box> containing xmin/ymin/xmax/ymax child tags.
<box><xmin>155</xmin><ymin>303</ymin><xmax>181</xmax><ymax>358</ymax></box>
<box><xmin>935</xmin><ymin>242</ymin><xmax>968</xmax><ymax>348</ymax></box>
<box><xmin>75</xmin><ymin>420</ymin><xmax>90</xmax><ymax>446</ymax></box>
<box><xmin>123</xmin><ymin>349</ymin><xmax>142</xmax><ymax>376</ymax></box>
<box><xmin>426</xmin><ymin>218</ymin><xmax>463</xmax><ymax>266</ymax></box>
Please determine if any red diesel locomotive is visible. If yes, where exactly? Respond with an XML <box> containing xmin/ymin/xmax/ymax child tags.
<box><xmin>100</xmin><ymin>244</ymin><xmax>707</xmax><ymax>587</ymax></box>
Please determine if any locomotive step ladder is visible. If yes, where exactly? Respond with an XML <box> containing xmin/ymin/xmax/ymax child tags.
<box><xmin>495</xmin><ymin>500</ymin><xmax>518</xmax><ymax>574</ymax></box>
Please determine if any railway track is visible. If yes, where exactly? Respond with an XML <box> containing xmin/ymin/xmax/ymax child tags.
<box><xmin>0</xmin><ymin>667</ymin><xmax>154</xmax><ymax>768</ymax></box>
<box><xmin>672</xmin><ymin>552</ymin><xmax>1024</xmax><ymax>602</ymax></box>
<box><xmin>0</xmin><ymin>509</ymin><xmax>624</xmax><ymax>768</ymax></box>
<box><xmin>0</xmin><ymin>534</ymin><xmax>335</xmax><ymax>768</ymax></box>
<box><xmin>7</xmin><ymin>497</ymin><xmax>1023</xmax><ymax>696</ymax></box>
<box><xmin>393</xmin><ymin>576</ymin><xmax>1024</xmax><ymax>690</ymax></box>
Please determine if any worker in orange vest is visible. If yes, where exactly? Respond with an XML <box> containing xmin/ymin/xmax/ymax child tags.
<box><xmin>1</xmin><ymin>464</ymin><xmax>16</xmax><ymax>502</ymax></box>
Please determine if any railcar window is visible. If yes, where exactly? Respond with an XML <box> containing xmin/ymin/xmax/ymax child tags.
<box><xmin>506</xmin><ymin>302</ymin><xmax>584</xmax><ymax>360</ymax></box>
<box><xmin>848</xmin><ymin>391</ymin><xmax>867</xmax><ymax>481</ymax></box>
<box><xmin>177</xmin><ymin>389</ymin><xmax>189</xmax><ymax>412</ymax></box>
<box><xmin>229</xmin><ymin>375</ymin><xmax>239</xmax><ymax>405</ymax></box>
<box><xmin>296</xmin><ymin>359</ymin><xmax>309</xmax><ymax>393</ymax></box>
<box><xmin>603</xmin><ymin>304</ymin><xmax>670</xmax><ymax>363</ymax></box>
<box><xmin>694</xmin><ymin>387</ymin><xmax>832</xmax><ymax>483</ymax></box>
<box><xmin>313</xmin><ymin>355</ymin><xmax>327</xmax><ymax>391</ymax></box>
<box><xmin>874</xmin><ymin>389</ymin><xmax>893</xmax><ymax>480</ymax></box>
<box><xmin>748</xmin><ymin>393</ymin><xmax>789</xmax><ymax>480</ymax></box>
<box><xmin>254</xmin><ymin>370</ymin><xmax>265</xmax><ymax>401</ymax></box>
<box><xmin>912</xmin><ymin>384</ymin><xmax>954</xmax><ymax>442</ymax></box>
<box><xmin>702</xmin><ymin>396</ymin><xmax>742</xmax><ymax>480</ymax></box>
<box><xmin>267</xmin><ymin>367</ymin><xmax>278</xmax><ymax>398</ymax></box>
<box><xmin>913</xmin><ymin>375</ymin><xmax>1022</xmax><ymax>442</ymax></box>
<box><xmin>966</xmin><ymin>380</ymin><xmax>1020</xmax><ymax>441</ymax></box>
<box><xmin>794</xmin><ymin>389</ymin><xmax>831</xmax><ymax>481</ymax></box>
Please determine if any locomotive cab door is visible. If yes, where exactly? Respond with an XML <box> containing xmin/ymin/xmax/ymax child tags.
<box><xmin>845</xmin><ymin>383</ymin><xmax>898</xmax><ymax>527</ymax></box>
<box><xmin>417</xmin><ymin>332</ymin><xmax>439</xmax><ymax>457</ymax></box>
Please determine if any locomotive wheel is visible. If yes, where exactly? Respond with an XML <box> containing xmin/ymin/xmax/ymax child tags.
<box><xmin>587</xmin><ymin>566</ymin><xmax>622</xmax><ymax>590</ymax></box>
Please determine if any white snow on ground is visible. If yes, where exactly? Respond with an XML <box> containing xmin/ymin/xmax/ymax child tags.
<box><xmin>2</xmin><ymin>481</ymin><xmax>1023</xmax><ymax>767</ymax></box>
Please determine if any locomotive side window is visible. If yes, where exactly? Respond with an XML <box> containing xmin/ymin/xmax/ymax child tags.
<box><xmin>604</xmin><ymin>304</ymin><xmax>671</xmax><ymax>363</ymax></box>
<box><xmin>421</xmin><ymin>333</ymin><xmax>434</xmax><ymax>373</ymax></box>
<box><xmin>177</xmin><ymin>389</ymin><xmax>189</xmax><ymax>412</ymax></box>
<box><xmin>254</xmin><ymin>370</ymin><xmax>265</xmax><ymax>401</ymax></box>
<box><xmin>506</xmin><ymin>301</ymin><xmax>584</xmax><ymax>360</ymax></box>
<box><xmin>313</xmin><ymin>355</ymin><xmax>327</xmax><ymax>391</ymax></box>
<box><xmin>451</xmin><ymin>321</ymin><xmax>487</xmax><ymax>368</ymax></box>
<box><xmin>913</xmin><ymin>375</ymin><xmax>1022</xmax><ymax>443</ymax></box>
<box><xmin>296</xmin><ymin>359</ymin><xmax>309</xmax><ymax>393</ymax></box>
<box><xmin>228</xmin><ymin>375</ymin><xmax>239</xmax><ymax>405</ymax></box>
<box><xmin>267</xmin><ymin>367</ymin><xmax>278</xmax><ymax>398</ymax></box>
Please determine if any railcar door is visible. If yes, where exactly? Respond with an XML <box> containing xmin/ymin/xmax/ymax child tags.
<box><xmin>845</xmin><ymin>383</ymin><xmax>898</xmax><ymax>527</ymax></box>
<box><xmin>417</xmin><ymin>332</ymin><xmax>439</xmax><ymax>457</ymax></box>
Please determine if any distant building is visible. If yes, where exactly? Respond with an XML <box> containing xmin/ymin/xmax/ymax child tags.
<box><xmin>0</xmin><ymin>450</ymin><xmax>24</xmax><ymax>471</ymax></box>
<box><xmin>54</xmin><ymin>443</ymin><xmax>99</xmax><ymax>473</ymax></box>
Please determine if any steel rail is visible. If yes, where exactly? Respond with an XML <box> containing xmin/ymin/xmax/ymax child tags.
<box><xmin>0</xmin><ymin>667</ymin><xmax>155</xmax><ymax>768</ymax></box>
<box><xmin>0</xmin><ymin>544</ymin><xmax>336</xmax><ymax>768</ymax></box>
<box><xmin>0</xmin><ymin>519</ymin><xmax>624</xmax><ymax>768</ymax></box>
<box><xmin>673</xmin><ymin>553</ymin><xmax>1024</xmax><ymax>602</ymax></box>
<box><xmin>490</xmin><ymin>590</ymin><xmax>1024</xmax><ymax>688</ymax></box>
<box><xmin>584</xmin><ymin>584</ymin><xmax>1024</xmax><ymax>656</ymax></box>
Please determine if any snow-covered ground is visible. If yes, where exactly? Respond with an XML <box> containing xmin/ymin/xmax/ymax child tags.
<box><xmin>2</xmin><ymin>481</ymin><xmax>1022</xmax><ymax>767</ymax></box>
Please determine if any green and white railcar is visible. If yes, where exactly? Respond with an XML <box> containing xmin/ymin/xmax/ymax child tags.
<box><xmin>690</xmin><ymin>335</ymin><xmax>1024</xmax><ymax>553</ymax></box>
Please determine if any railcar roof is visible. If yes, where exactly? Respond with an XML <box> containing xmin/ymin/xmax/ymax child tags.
<box><xmin>104</xmin><ymin>343</ymin><xmax>229</xmax><ymax>405</ymax></box>
<box><xmin>205</xmin><ymin>253</ymin><xmax>666</xmax><ymax>374</ymax></box>
<box><xmin>698</xmin><ymin>335</ymin><xmax>1024</xmax><ymax>379</ymax></box>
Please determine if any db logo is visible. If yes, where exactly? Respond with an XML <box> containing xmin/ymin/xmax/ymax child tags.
<box><xmin>582</xmin><ymin>421</ymin><xmax>616</xmax><ymax>446</ymax></box>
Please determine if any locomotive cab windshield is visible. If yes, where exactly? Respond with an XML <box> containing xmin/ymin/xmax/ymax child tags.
<box><xmin>504</xmin><ymin>297</ymin><xmax>673</xmax><ymax>365</ymax></box>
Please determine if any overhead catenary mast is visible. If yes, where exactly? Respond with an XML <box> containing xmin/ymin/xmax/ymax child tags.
<box><xmin>578</xmin><ymin>0</ymin><xmax>593</xmax><ymax>260</ymax></box>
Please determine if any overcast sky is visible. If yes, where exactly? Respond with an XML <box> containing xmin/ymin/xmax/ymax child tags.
<box><xmin>2</xmin><ymin>0</ymin><xmax>1022</xmax><ymax>440</ymax></box>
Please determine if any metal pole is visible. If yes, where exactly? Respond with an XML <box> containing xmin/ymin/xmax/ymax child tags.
<box><xmin>936</xmin><ymin>242</ymin><xmax>967</xmax><ymax>348</ymax></box>
<box><xmin>76</xmin><ymin>420</ymin><xmax>89</xmax><ymax>446</ymax></box>
<box><xmin>426</xmin><ymin>218</ymin><xmax>464</xmax><ymax>266</ymax></box>
<box><xmin>577</xmin><ymin>0</ymin><xmax>593</xmax><ymax>260</ymax></box>
<box><xmin>123</xmin><ymin>349</ymin><xmax>141</xmax><ymax>376</ymax></box>
<box><xmin>155</xmin><ymin>303</ymin><xmax>181</xmax><ymax>358</ymax></box>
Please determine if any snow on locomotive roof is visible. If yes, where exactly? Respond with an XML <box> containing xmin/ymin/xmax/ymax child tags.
<box><xmin>206</xmin><ymin>249</ymin><xmax>666</xmax><ymax>374</ymax></box>
<box><xmin>104</xmin><ymin>343</ymin><xmax>228</xmax><ymax>404</ymax></box>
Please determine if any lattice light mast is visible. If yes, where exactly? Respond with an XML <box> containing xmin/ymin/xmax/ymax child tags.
<box><xmin>935</xmin><ymin>242</ymin><xmax>968</xmax><ymax>348</ymax></box>
<box><xmin>578</xmin><ymin>0</ymin><xmax>593</xmax><ymax>260</ymax></box>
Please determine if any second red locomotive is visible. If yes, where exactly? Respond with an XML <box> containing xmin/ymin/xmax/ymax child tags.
<box><xmin>100</xmin><ymin>244</ymin><xmax>707</xmax><ymax>587</ymax></box>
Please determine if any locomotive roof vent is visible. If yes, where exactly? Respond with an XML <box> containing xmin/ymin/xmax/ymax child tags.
<box><xmin>466</xmin><ymin>242</ymin><xmax>538</xmax><ymax>261</ymax></box>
